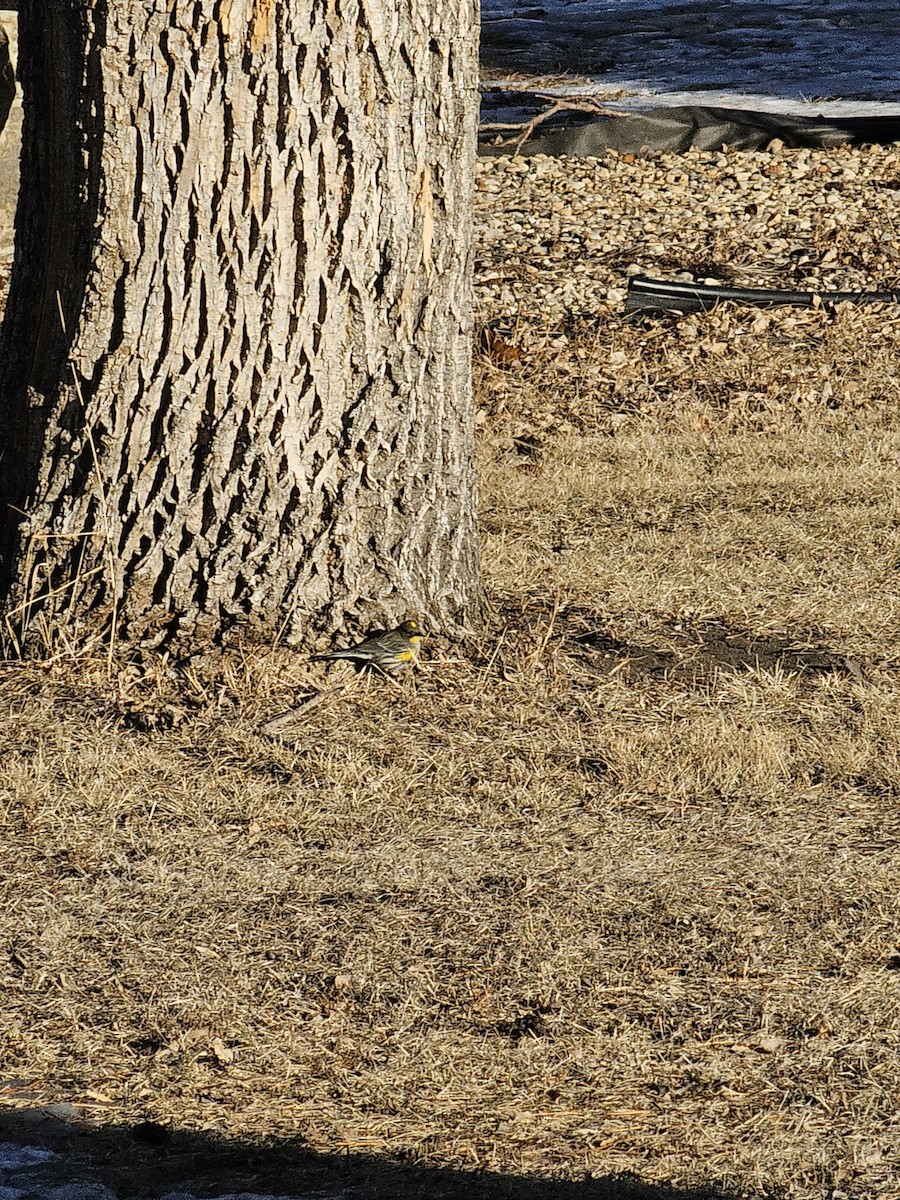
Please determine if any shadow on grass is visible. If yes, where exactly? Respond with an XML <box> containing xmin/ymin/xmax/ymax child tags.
<box><xmin>0</xmin><ymin>1106</ymin><xmax>746</xmax><ymax>1200</ymax></box>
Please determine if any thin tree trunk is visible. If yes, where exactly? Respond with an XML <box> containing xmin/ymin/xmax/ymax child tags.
<box><xmin>0</xmin><ymin>0</ymin><xmax>481</xmax><ymax>647</ymax></box>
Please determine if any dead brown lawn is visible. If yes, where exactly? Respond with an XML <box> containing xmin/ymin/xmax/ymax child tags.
<box><xmin>5</xmin><ymin>152</ymin><xmax>900</xmax><ymax>1200</ymax></box>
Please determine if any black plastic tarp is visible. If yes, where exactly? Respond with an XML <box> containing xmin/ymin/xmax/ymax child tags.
<box><xmin>479</xmin><ymin>100</ymin><xmax>900</xmax><ymax>157</ymax></box>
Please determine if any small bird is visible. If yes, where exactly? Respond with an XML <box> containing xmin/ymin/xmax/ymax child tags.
<box><xmin>311</xmin><ymin>619</ymin><xmax>425</xmax><ymax>676</ymax></box>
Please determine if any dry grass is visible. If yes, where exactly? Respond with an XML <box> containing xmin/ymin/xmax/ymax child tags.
<box><xmin>6</xmin><ymin>146</ymin><xmax>900</xmax><ymax>1200</ymax></box>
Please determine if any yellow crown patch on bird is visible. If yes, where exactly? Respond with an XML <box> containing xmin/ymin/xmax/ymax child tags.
<box><xmin>311</xmin><ymin>619</ymin><xmax>424</xmax><ymax>676</ymax></box>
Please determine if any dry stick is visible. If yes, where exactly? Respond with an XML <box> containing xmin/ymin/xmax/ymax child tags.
<box><xmin>481</xmin><ymin>94</ymin><xmax>639</xmax><ymax>152</ymax></box>
<box><xmin>532</xmin><ymin>593</ymin><xmax>562</xmax><ymax>667</ymax></box>
<box><xmin>5</xmin><ymin>564</ymin><xmax>105</xmax><ymax>623</ymax></box>
<box><xmin>4</xmin><ymin>532</ymin><xmax>34</xmax><ymax>655</ymax></box>
<box><xmin>4</xmin><ymin>562</ymin><xmax>105</xmax><ymax>614</ymax></box>
<box><xmin>258</xmin><ymin>683</ymin><xmax>349</xmax><ymax>736</ymax></box>
<box><xmin>259</xmin><ymin>654</ymin><xmax>418</xmax><ymax>734</ymax></box>
<box><xmin>5</xmin><ymin>531</ymin><xmax>116</xmax><ymax>651</ymax></box>
<box><xmin>479</xmin><ymin>629</ymin><xmax>507</xmax><ymax>692</ymax></box>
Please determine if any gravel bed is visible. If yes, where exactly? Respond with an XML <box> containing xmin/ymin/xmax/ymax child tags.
<box><xmin>474</xmin><ymin>142</ymin><xmax>900</xmax><ymax>322</ymax></box>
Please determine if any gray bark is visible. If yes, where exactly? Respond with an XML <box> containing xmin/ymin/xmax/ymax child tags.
<box><xmin>0</xmin><ymin>0</ymin><xmax>482</xmax><ymax>647</ymax></box>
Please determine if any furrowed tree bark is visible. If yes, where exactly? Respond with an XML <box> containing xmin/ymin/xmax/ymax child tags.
<box><xmin>0</xmin><ymin>0</ymin><xmax>481</xmax><ymax>647</ymax></box>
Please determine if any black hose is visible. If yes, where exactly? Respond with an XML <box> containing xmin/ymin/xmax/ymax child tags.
<box><xmin>626</xmin><ymin>275</ymin><xmax>900</xmax><ymax>315</ymax></box>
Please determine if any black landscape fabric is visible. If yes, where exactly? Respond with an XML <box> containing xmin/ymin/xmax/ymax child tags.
<box><xmin>479</xmin><ymin>100</ymin><xmax>900</xmax><ymax>157</ymax></box>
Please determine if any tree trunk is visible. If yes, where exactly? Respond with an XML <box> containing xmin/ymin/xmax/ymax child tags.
<box><xmin>0</xmin><ymin>0</ymin><xmax>481</xmax><ymax>648</ymax></box>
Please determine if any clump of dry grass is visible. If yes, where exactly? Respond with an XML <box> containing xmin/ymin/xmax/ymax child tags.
<box><xmin>6</xmin><ymin>143</ymin><xmax>900</xmax><ymax>1200</ymax></box>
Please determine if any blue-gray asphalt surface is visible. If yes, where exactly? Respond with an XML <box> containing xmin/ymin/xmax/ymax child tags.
<box><xmin>481</xmin><ymin>1</ymin><xmax>900</xmax><ymax>104</ymax></box>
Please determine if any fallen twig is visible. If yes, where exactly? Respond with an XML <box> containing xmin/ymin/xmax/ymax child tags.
<box><xmin>258</xmin><ymin>685</ymin><xmax>347</xmax><ymax>736</ymax></box>
<box><xmin>480</xmin><ymin>93</ymin><xmax>638</xmax><ymax>152</ymax></box>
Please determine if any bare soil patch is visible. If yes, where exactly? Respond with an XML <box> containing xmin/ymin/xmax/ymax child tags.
<box><xmin>572</xmin><ymin>618</ymin><xmax>852</xmax><ymax>682</ymax></box>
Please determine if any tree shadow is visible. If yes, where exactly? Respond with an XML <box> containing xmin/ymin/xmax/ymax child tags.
<box><xmin>0</xmin><ymin>1106</ymin><xmax>746</xmax><ymax>1200</ymax></box>
<box><xmin>0</xmin><ymin>0</ymin><xmax>108</xmax><ymax>592</ymax></box>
